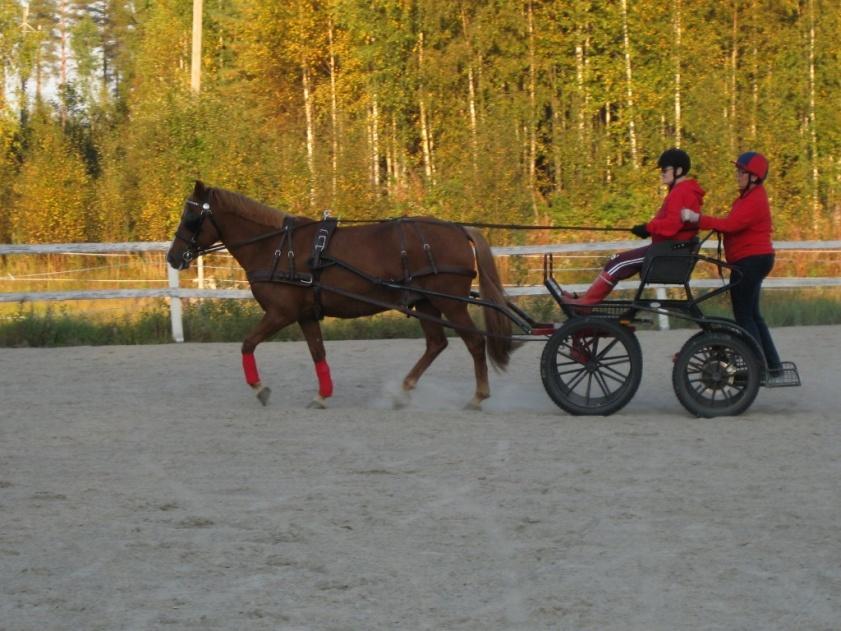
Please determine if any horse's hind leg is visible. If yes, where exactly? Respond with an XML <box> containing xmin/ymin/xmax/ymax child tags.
<box><xmin>242</xmin><ymin>310</ymin><xmax>294</xmax><ymax>406</ymax></box>
<box><xmin>397</xmin><ymin>301</ymin><xmax>449</xmax><ymax>408</ymax></box>
<box><xmin>298</xmin><ymin>318</ymin><xmax>332</xmax><ymax>409</ymax></box>
<box><xmin>436</xmin><ymin>302</ymin><xmax>489</xmax><ymax>411</ymax></box>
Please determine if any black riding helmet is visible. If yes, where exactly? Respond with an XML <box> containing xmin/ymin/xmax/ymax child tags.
<box><xmin>657</xmin><ymin>148</ymin><xmax>691</xmax><ymax>179</ymax></box>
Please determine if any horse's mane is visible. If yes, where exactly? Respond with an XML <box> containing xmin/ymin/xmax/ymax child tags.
<box><xmin>210</xmin><ymin>187</ymin><xmax>286</xmax><ymax>228</ymax></box>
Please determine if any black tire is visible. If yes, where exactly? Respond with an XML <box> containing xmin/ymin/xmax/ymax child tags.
<box><xmin>540</xmin><ymin>318</ymin><xmax>642</xmax><ymax>416</ymax></box>
<box><xmin>672</xmin><ymin>332</ymin><xmax>761</xmax><ymax>417</ymax></box>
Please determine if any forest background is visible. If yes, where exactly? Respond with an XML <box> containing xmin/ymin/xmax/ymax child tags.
<box><xmin>0</xmin><ymin>0</ymin><xmax>840</xmax><ymax>246</ymax></box>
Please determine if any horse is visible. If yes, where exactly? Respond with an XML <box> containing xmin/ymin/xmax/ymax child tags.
<box><xmin>166</xmin><ymin>181</ymin><xmax>516</xmax><ymax>410</ymax></box>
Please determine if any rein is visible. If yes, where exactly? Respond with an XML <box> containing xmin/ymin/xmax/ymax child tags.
<box><xmin>336</xmin><ymin>217</ymin><xmax>633</xmax><ymax>232</ymax></box>
<box><xmin>177</xmin><ymin>196</ymin><xmax>634</xmax><ymax>266</ymax></box>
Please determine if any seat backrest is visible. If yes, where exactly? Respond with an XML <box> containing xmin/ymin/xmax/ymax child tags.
<box><xmin>641</xmin><ymin>238</ymin><xmax>700</xmax><ymax>285</ymax></box>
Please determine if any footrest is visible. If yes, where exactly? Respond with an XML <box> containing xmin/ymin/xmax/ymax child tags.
<box><xmin>762</xmin><ymin>361</ymin><xmax>801</xmax><ymax>388</ymax></box>
<box><xmin>529</xmin><ymin>323</ymin><xmax>558</xmax><ymax>336</ymax></box>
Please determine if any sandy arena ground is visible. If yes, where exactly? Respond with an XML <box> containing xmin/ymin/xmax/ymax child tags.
<box><xmin>1</xmin><ymin>325</ymin><xmax>840</xmax><ymax>630</ymax></box>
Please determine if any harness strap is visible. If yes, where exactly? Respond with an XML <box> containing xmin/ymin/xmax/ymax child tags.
<box><xmin>268</xmin><ymin>219</ymin><xmax>293</xmax><ymax>281</ymax></box>
<box><xmin>312</xmin><ymin>281</ymin><xmax>519</xmax><ymax>340</ymax></box>
<box><xmin>404</xmin><ymin>265</ymin><xmax>475</xmax><ymax>279</ymax></box>
<box><xmin>409</xmin><ymin>220</ymin><xmax>438</xmax><ymax>275</ymax></box>
<box><xmin>392</xmin><ymin>219</ymin><xmax>408</xmax><ymax>282</ymax></box>
<box><xmin>246</xmin><ymin>269</ymin><xmax>313</xmax><ymax>285</ymax></box>
<box><xmin>310</xmin><ymin>217</ymin><xmax>338</xmax><ymax>320</ymax></box>
<box><xmin>247</xmin><ymin>217</ymin><xmax>315</xmax><ymax>285</ymax></box>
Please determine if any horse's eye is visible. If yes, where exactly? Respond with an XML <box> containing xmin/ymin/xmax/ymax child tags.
<box><xmin>184</xmin><ymin>214</ymin><xmax>202</xmax><ymax>231</ymax></box>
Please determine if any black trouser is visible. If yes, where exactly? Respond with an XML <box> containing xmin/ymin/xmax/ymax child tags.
<box><xmin>729</xmin><ymin>253</ymin><xmax>781</xmax><ymax>370</ymax></box>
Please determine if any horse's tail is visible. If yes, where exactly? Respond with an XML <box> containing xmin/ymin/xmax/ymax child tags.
<box><xmin>467</xmin><ymin>227</ymin><xmax>514</xmax><ymax>371</ymax></box>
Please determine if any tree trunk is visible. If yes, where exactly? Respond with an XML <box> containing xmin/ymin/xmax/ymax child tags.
<box><xmin>58</xmin><ymin>1</ymin><xmax>69</xmax><ymax>86</ymax></box>
<box><xmin>729</xmin><ymin>2</ymin><xmax>738</xmax><ymax>155</ymax></box>
<box><xmin>418</xmin><ymin>31</ymin><xmax>435</xmax><ymax>184</ymax></box>
<box><xmin>807</xmin><ymin>0</ymin><xmax>820</xmax><ymax>226</ymax></box>
<box><xmin>605</xmin><ymin>102</ymin><xmax>613</xmax><ymax>183</ymax></box>
<box><xmin>328</xmin><ymin>18</ymin><xmax>339</xmax><ymax>203</ymax></box>
<box><xmin>460</xmin><ymin>6</ymin><xmax>479</xmax><ymax>173</ymax></box>
<box><xmin>550</xmin><ymin>66</ymin><xmax>562</xmax><ymax>192</ymax></box>
<box><xmin>620</xmin><ymin>0</ymin><xmax>639</xmax><ymax>168</ymax></box>
<box><xmin>370</xmin><ymin>94</ymin><xmax>381</xmax><ymax>190</ymax></box>
<box><xmin>575</xmin><ymin>29</ymin><xmax>592</xmax><ymax>170</ymax></box>
<box><xmin>302</xmin><ymin>64</ymin><xmax>316</xmax><ymax>206</ymax></box>
<box><xmin>392</xmin><ymin>115</ymin><xmax>405</xmax><ymax>196</ymax></box>
<box><xmin>674</xmin><ymin>0</ymin><xmax>682</xmax><ymax>146</ymax></box>
<box><xmin>526</xmin><ymin>0</ymin><xmax>538</xmax><ymax>210</ymax></box>
<box><xmin>750</xmin><ymin>0</ymin><xmax>758</xmax><ymax>143</ymax></box>
<box><xmin>191</xmin><ymin>0</ymin><xmax>202</xmax><ymax>93</ymax></box>
<box><xmin>57</xmin><ymin>0</ymin><xmax>69</xmax><ymax>126</ymax></box>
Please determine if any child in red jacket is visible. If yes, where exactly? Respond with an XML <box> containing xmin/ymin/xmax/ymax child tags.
<box><xmin>681</xmin><ymin>151</ymin><xmax>782</xmax><ymax>374</ymax></box>
<box><xmin>562</xmin><ymin>148</ymin><xmax>704</xmax><ymax>307</ymax></box>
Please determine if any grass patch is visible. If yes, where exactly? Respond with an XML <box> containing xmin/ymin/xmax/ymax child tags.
<box><xmin>1</xmin><ymin>289</ymin><xmax>839</xmax><ymax>347</ymax></box>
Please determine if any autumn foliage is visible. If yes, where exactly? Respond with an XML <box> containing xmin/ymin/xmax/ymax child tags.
<box><xmin>1</xmin><ymin>0</ymin><xmax>840</xmax><ymax>244</ymax></box>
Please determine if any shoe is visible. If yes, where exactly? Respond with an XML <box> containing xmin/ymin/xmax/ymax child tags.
<box><xmin>560</xmin><ymin>273</ymin><xmax>616</xmax><ymax>313</ymax></box>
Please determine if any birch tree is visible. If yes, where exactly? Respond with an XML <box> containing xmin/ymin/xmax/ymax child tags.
<box><xmin>620</xmin><ymin>0</ymin><xmax>639</xmax><ymax>168</ymax></box>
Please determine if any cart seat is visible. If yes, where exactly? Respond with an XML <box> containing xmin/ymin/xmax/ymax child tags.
<box><xmin>640</xmin><ymin>238</ymin><xmax>701</xmax><ymax>285</ymax></box>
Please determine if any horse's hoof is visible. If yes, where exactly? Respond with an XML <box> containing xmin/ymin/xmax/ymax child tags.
<box><xmin>307</xmin><ymin>396</ymin><xmax>327</xmax><ymax>409</ymax></box>
<box><xmin>256</xmin><ymin>386</ymin><xmax>271</xmax><ymax>406</ymax></box>
<box><xmin>392</xmin><ymin>390</ymin><xmax>410</xmax><ymax>410</ymax></box>
<box><xmin>464</xmin><ymin>399</ymin><xmax>483</xmax><ymax>411</ymax></box>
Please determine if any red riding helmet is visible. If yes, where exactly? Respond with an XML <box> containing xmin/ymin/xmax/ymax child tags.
<box><xmin>733</xmin><ymin>151</ymin><xmax>769</xmax><ymax>182</ymax></box>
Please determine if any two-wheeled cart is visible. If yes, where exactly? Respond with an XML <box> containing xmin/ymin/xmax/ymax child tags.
<box><xmin>523</xmin><ymin>237</ymin><xmax>800</xmax><ymax>417</ymax></box>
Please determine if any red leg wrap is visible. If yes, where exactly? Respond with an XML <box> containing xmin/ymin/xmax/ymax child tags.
<box><xmin>315</xmin><ymin>359</ymin><xmax>333</xmax><ymax>398</ymax></box>
<box><xmin>242</xmin><ymin>352</ymin><xmax>260</xmax><ymax>386</ymax></box>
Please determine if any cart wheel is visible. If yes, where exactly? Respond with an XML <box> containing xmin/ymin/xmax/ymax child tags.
<box><xmin>672</xmin><ymin>332</ymin><xmax>761</xmax><ymax>417</ymax></box>
<box><xmin>541</xmin><ymin>318</ymin><xmax>642</xmax><ymax>416</ymax></box>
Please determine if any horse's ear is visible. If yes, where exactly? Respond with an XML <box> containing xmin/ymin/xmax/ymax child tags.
<box><xmin>193</xmin><ymin>180</ymin><xmax>206</xmax><ymax>199</ymax></box>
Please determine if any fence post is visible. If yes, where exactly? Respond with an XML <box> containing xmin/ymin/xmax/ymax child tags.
<box><xmin>167</xmin><ymin>265</ymin><xmax>185</xmax><ymax>342</ymax></box>
<box><xmin>656</xmin><ymin>287</ymin><xmax>670</xmax><ymax>331</ymax></box>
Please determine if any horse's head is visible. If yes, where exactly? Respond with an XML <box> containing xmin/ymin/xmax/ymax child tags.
<box><xmin>167</xmin><ymin>180</ymin><xmax>222</xmax><ymax>270</ymax></box>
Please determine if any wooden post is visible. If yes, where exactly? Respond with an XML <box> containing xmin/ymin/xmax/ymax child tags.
<box><xmin>656</xmin><ymin>287</ymin><xmax>670</xmax><ymax>331</ymax></box>
<box><xmin>168</xmin><ymin>265</ymin><xmax>185</xmax><ymax>343</ymax></box>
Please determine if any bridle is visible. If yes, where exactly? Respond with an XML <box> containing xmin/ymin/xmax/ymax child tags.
<box><xmin>172</xmin><ymin>196</ymin><xmax>290</xmax><ymax>265</ymax></box>
<box><xmin>173</xmin><ymin>199</ymin><xmax>226</xmax><ymax>264</ymax></box>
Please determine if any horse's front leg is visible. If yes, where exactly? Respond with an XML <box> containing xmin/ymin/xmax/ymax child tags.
<box><xmin>298</xmin><ymin>318</ymin><xmax>332</xmax><ymax>409</ymax></box>
<box><xmin>242</xmin><ymin>310</ymin><xmax>293</xmax><ymax>406</ymax></box>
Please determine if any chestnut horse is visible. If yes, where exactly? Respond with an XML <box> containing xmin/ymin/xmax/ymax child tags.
<box><xmin>166</xmin><ymin>181</ymin><xmax>515</xmax><ymax>409</ymax></box>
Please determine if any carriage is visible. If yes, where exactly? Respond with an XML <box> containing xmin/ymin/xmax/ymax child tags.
<box><xmin>532</xmin><ymin>237</ymin><xmax>800</xmax><ymax>417</ymax></box>
<box><xmin>167</xmin><ymin>182</ymin><xmax>800</xmax><ymax>418</ymax></box>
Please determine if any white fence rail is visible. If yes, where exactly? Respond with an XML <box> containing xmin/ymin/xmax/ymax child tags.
<box><xmin>2</xmin><ymin>240</ymin><xmax>840</xmax><ymax>341</ymax></box>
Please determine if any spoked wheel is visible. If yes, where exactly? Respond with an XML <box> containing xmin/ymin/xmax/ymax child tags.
<box><xmin>672</xmin><ymin>332</ymin><xmax>761</xmax><ymax>417</ymax></box>
<box><xmin>541</xmin><ymin>318</ymin><xmax>642</xmax><ymax>416</ymax></box>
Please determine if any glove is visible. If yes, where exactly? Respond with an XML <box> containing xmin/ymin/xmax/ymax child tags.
<box><xmin>681</xmin><ymin>208</ymin><xmax>700</xmax><ymax>223</ymax></box>
<box><xmin>630</xmin><ymin>223</ymin><xmax>650</xmax><ymax>239</ymax></box>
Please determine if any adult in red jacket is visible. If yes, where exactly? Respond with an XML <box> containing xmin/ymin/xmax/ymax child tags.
<box><xmin>562</xmin><ymin>148</ymin><xmax>704</xmax><ymax>307</ymax></box>
<box><xmin>681</xmin><ymin>151</ymin><xmax>782</xmax><ymax>373</ymax></box>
